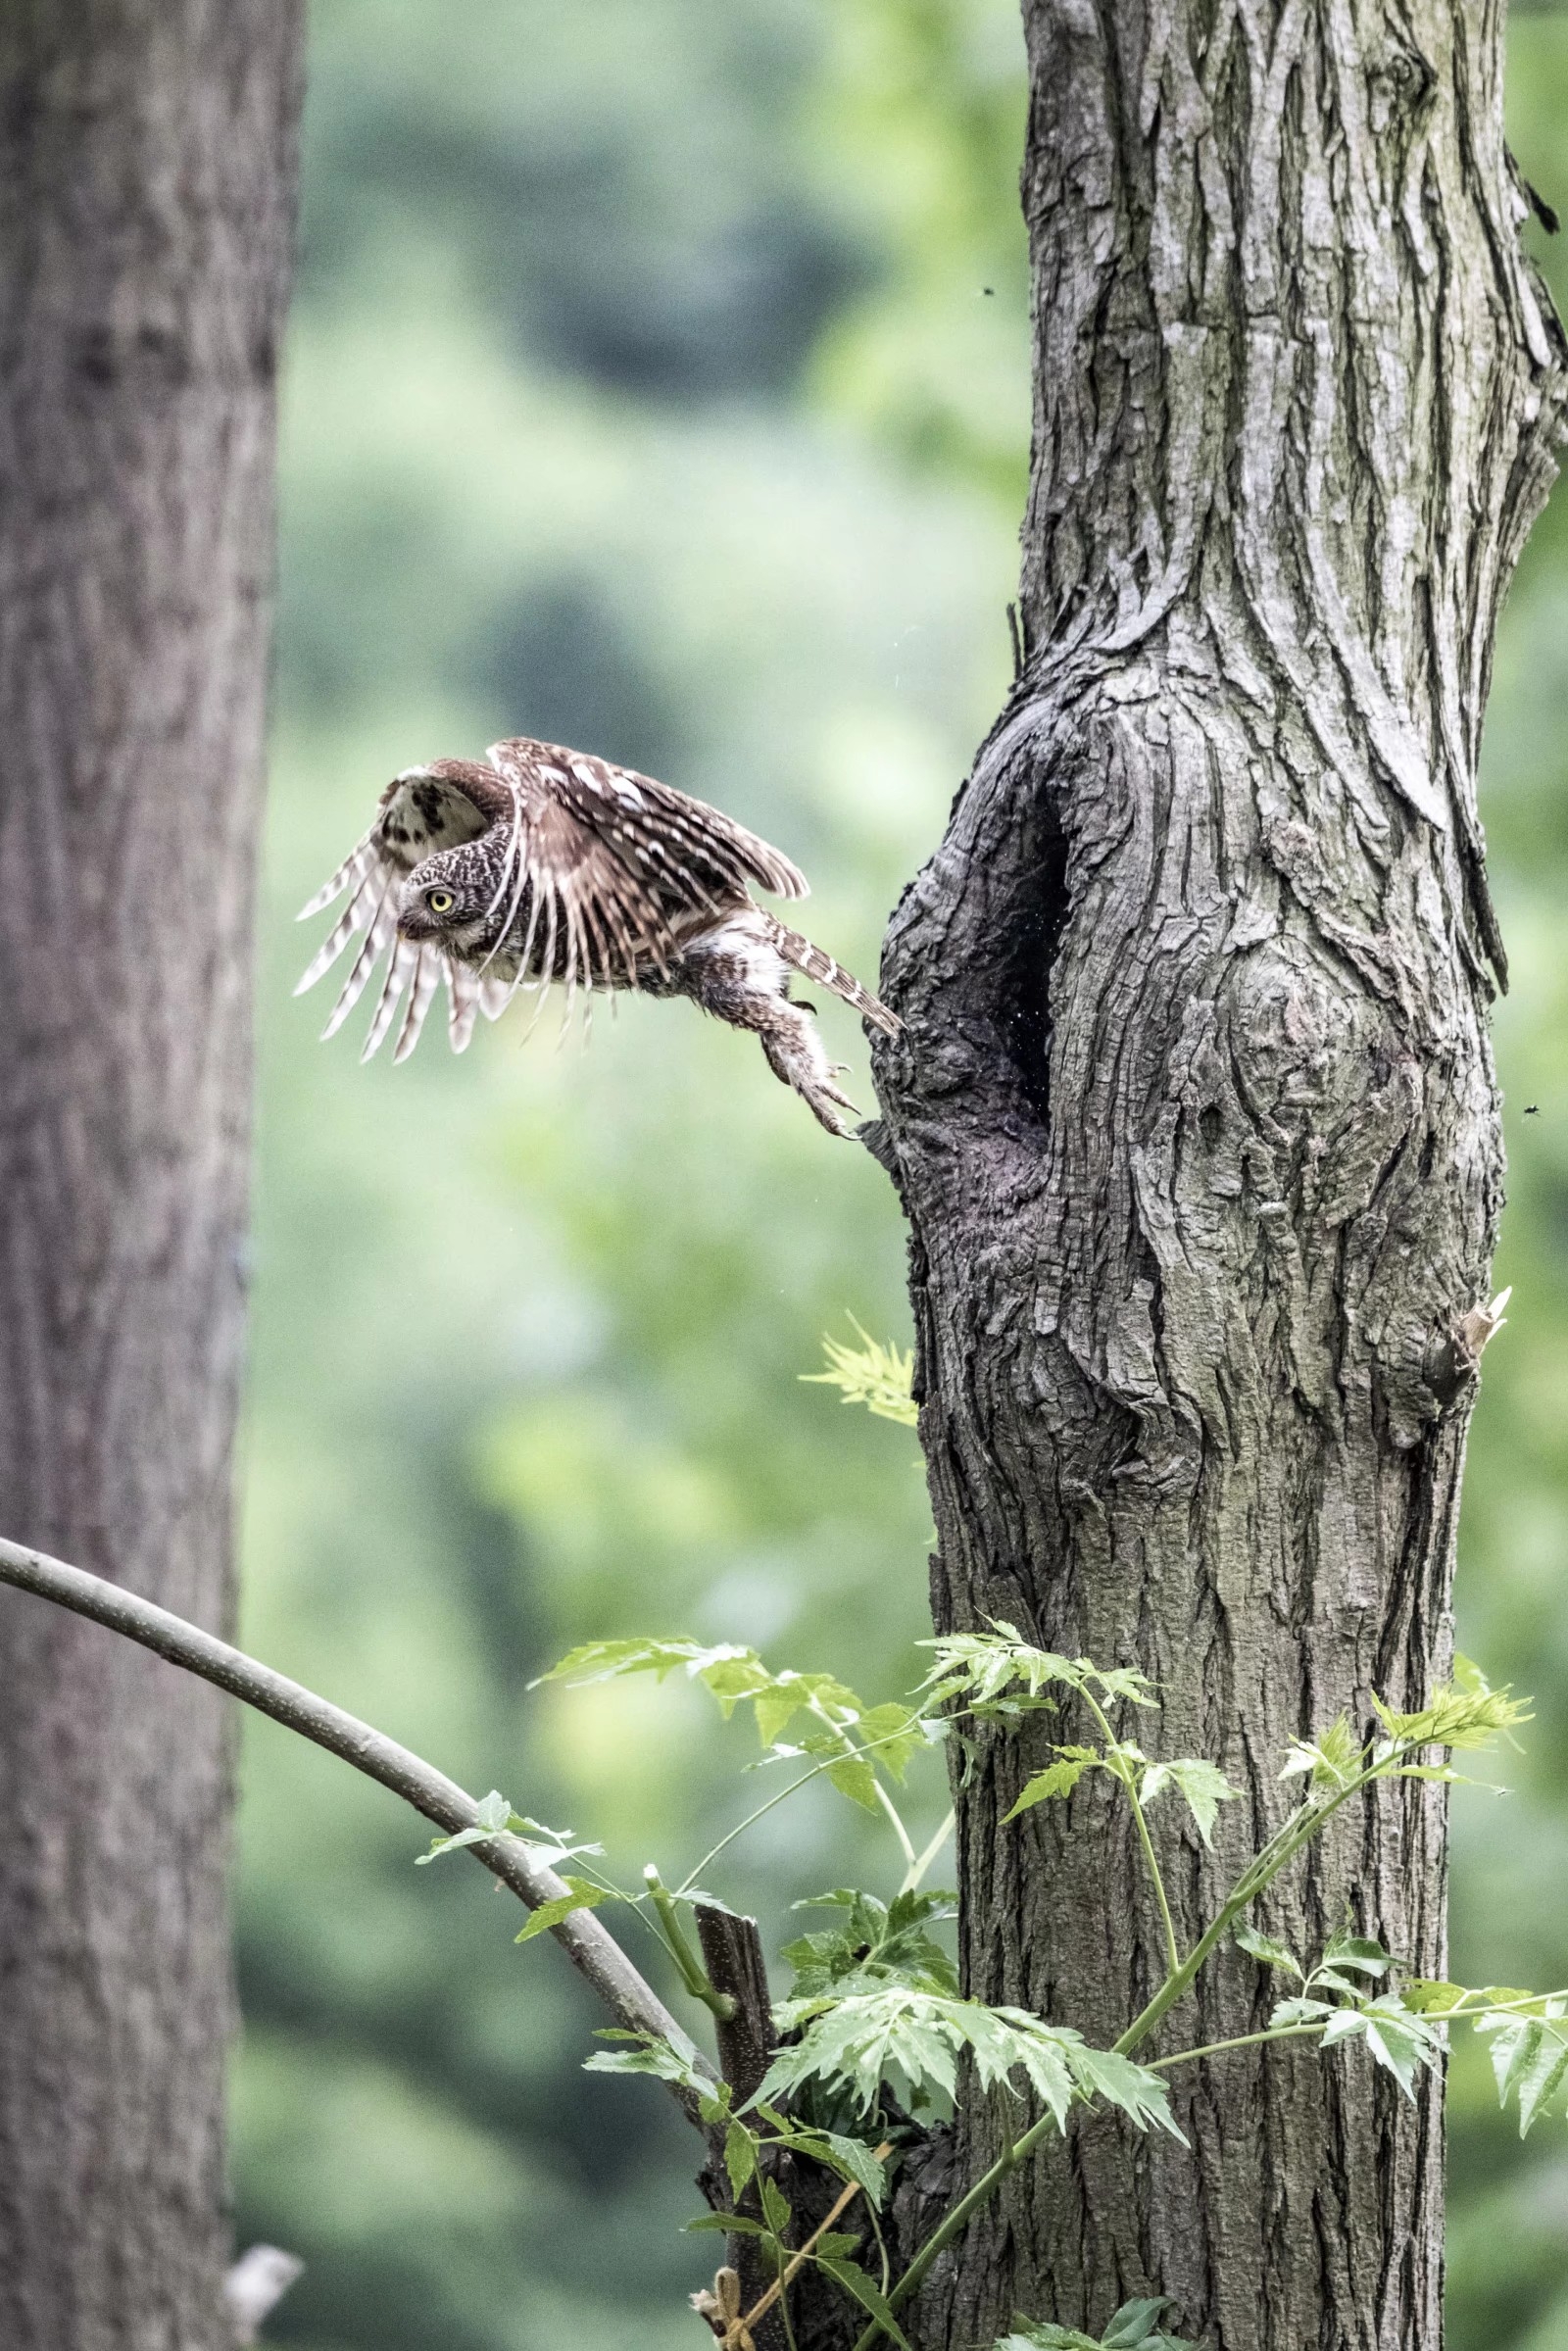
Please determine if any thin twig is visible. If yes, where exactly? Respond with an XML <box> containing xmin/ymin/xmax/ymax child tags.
<box><xmin>806</xmin><ymin>1690</ymin><xmax>917</xmax><ymax>1873</ymax></box>
<box><xmin>727</xmin><ymin>2145</ymin><xmax>894</xmax><ymax>2348</ymax></box>
<box><xmin>1149</xmin><ymin>2022</ymin><xmax>1327</xmax><ymax>2070</ymax></box>
<box><xmin>900</xmin><ymin>1806</ymin><xmax>954</xmax><ymax>1896</ymax></box>
<box><xmin>675</xmin><ymin>1719</ymin><xmax>942</xmax><ymax>1899</ymax></box>
<box><xmin>0</xmin><ymin>1535</ymin><xmax>715</xmax><ymax>2127</ymax></box>
<box><xmin>1076</xmin><ymin>1684</ymin><xmax>1180</xmax><ymax>1980</ymax></box>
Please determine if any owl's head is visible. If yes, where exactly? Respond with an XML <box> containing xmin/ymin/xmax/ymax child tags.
<box><xmin>396</xmin><ymin>841</ymin><xmax>499</xmax><ymax>958</ymax></box>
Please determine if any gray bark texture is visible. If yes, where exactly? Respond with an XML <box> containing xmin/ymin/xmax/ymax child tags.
<box><xmin>872</xmin><ymin>5</ymin><xmax>1567</xmax><ymax>2348</ymax></box>
<box><xmin>0</xmin><ymin>7</ymin><xmax>303</xmax><ymax>2346</ymax></box>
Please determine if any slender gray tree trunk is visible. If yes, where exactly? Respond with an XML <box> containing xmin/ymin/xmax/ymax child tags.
<box><xmin>0</xmin><ymin>8</ymin><xmax>303</xmax><ymax>2345</ymax></box>
<box><xmin>873</xmin><ymin>5</ymin><xmax>1566</xmax><ymax>2347</ymax></box>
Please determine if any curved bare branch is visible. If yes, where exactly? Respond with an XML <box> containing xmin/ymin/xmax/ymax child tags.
<box><xmin>0</xmin><ymin>1535</ymin><xmax>714</xmax><ymax>2126</ymax></box>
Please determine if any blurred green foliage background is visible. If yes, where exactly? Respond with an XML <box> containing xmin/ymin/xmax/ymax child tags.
<box><xmin>234</xmin><ymin>5</ymin><xmax>1568</xmax><ymax>2344</ymax></box>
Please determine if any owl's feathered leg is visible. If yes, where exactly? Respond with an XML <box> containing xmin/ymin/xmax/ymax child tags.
<box><xmin>756</xmin><ymin>1004</ymin><xmax>860</xmax><ymax>1138</ymax></box>
<box><xmin>665</xmin><ymin>911</ymin><xmax>861</xmax><ymax>1137</ymax></box>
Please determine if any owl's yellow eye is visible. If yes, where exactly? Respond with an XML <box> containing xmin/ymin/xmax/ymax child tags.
<box><xmin>427</xmin><ymin>889</ymin><xmax>456</xmax><ymax>915</ymax></box>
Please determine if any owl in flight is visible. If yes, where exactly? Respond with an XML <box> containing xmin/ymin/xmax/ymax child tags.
<box><xmin>296</xmin><ymin>737</ymin><xmax>898</xmax><ymax>1136</ymax></box>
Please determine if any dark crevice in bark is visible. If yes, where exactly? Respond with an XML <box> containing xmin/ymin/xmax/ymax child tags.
<box><xmin>994</xmin><ymin>817</ymin><xmax>1071</xmax><ymax>1127</ymax></box>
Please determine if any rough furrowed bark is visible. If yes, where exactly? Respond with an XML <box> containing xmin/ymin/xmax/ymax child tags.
<box><xmin>872</xmin><ymin>6</ymin><xmax>1565</xmax><ymax>2349</ymax></box>
<box><xmin>0</xmin><ymin>8</ymin><xmax>303</xmax><ymax>2346</ymax></box>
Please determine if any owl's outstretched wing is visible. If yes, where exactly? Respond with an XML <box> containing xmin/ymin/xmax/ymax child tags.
<box><xmin>490</xmin><ymin>739</ymin><xmax>807</xmax><ymax>907</ymax></box>
<box><xmin>297</xmin><ymin>742</ymin><xmax>813</xmax><ymax>1062</ymax></box>
<box><xmin>482</xmin><ymin>738</ymin><xmax>808</xmax><ymax>1008</ymax></box>
<box><xmin>295</xmin><ymin>765</ymin><xmax>515</xmax><ymax>1061</ymax></box>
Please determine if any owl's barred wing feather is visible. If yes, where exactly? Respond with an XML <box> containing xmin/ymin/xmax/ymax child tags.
<box><xmin>460</xmin><ymin>738</ymin><xmax>808</xmax><ymax>1010</ymax></box>
<box><xmin>446</xmin><ymin>962</ymin><xmax>514</xmax><ymax>1053</ymax></box>
<box><xmin>297</xmin><ymin>838</ymin><xmax>377</xmax><ymax>924</ymax></box>
<box><xmin>488</xmin><ymin>736</ymin><xmax>808</xmax><ymax>909</ymax></box>
<box><xmin>296</xmin><ymin>765</ymin><xmax>516</xmax><ymax>1056</ymax></box>
<box><xmin>295</xmin><ymin>767</ymin><xmax>506</xmax><ymax>928</ymax></box>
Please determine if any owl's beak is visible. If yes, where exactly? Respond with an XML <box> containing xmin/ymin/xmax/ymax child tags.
<box><xmin>394</xmin><ymin>884</ymin><xmax>435</xmax><ymax>943</ymax></box>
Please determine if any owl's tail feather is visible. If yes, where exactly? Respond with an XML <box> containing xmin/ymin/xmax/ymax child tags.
<box><xmin>762</xmin><ymin>916</ymin><xmax>901</xmax><ymax>1037</ymax></box>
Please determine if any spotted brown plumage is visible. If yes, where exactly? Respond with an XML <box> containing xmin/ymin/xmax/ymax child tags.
<box><xmin>295</xmin><ymin>735</ymin><xmax>899</xmax><ymax>1136</ymax></box>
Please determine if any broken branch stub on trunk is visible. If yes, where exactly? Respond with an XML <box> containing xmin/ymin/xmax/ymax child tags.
<box><xmin>873</xmin><ymin>7</ymin><xmax>1566</xmax><ymax>2348</ymax></box>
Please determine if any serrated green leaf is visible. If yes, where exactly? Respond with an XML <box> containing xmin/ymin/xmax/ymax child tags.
<box><xmin>1067</xmin><ymin>2044</ymin><xmax>1187</xmax><ymax>2142</ymax></box>
<box><xmin>514</xmin><ymin>1877</ymin><xmax>608</xmax><ymax>1942</ymax></box>
<box><xmin>1234</xmin><ymin>1922</ymin><xmax>1301</xmax><ymax>1978</ymax></box>
<box><xmin>535</xmin><ymin>1637</ymin><xmax>723</xmax><ymax>1689</ymax></box>
<box><xmin>1098</xmin><ymin>1671</ymin><xmax>1158</xmax><ymax>1708</ymax></box>
<box><xmin>776</xmin><ymin>2128</ymin><xmax>888</xmax><ymax>2208</ymax></box>
<box><xmin>856</xmin><ymin>1701</ymin><xmax>928</xmax><ymax>1783</ymax></box>
<box><xmin>994</xmin><ymin>2324</ymin><xmax>1201</xmax><ymax>2351</ymax></box>
<box><xmin>1269</xmin><ymin>1995</ymin><xmax>1334</xmax><ymax>2028</ymax></box>
<box><xmin>816</xmin><ymin>2257</ymin><xmax>914</xmax><ymax>2347</ymax></box>
<box><xmin>583</xmin><ymin>2030</ymin><xmax>715</xmax><ymax>2102</ymax></box>
<box><xmin>1139</xmin><ymin>1759</ymin><xmax>1237</xmax><ymax>1847</ymax></box>
<box><xmin>1370</xmin><ymin>1664</ymin><xmax>1532</xmax><ymax>1755</ymax></box>
<box><xmin>755</xmin><ymin>1685</ymin><xmax>808</xmax><ymax>1747</ymax></box>
<box><xmin>1322</xmin><ymin>1932</ymin><xmax>1393</xmax><ymax>1977</ymax></box>
<box><xmin>675</xmin><ymin>1886</ymin><xmax>740</xmax><ymax>1917</ymax></box>
<box><xmin>918</xmin><ymin>1626</ymin><xmax>1155</xmax><ymax>1715</ymax></box>
<box><xmin>1514</xmin><ymin>2029</ymin><xmax>1568</xmax><ymax>2135</ymax></box>
<box><xmin>724</xmin><ymin>2124</ymin><xmax>757</xmax><ymax>2200</ymax></box>
<box><xmin>1400</xmin><ymin>1979</ymin><xmax>1470</xmax><ymax>2015</ymax></box>
<box><xmin>1481</xmin><ymin>2009</ymin><xmax>1568</xmax><ymax>2134</ymax></box>
<box><xmin>1280</xmin><ymin>1714</ymin><xmax>1361</xmax><ymax>1788</ymax></box>
<box><xmin>416</xmin><ymin>1824</ymin><xmax>497</xmax><ymax>1865</ymax></box>
<box><xmin>1004</xmin><ymin>1752</ymin><xmax>1097</xmax><ymax>1821</ymax></box>
<box><xmin>701</xmin><ymin>1650</ymin><xmax>792</xmax><ymax>1719</ymax></box>
<box><xmin>961</xmin><ymin>2005</ymin><xmax>1077</xmax><ymax>2125</ymax></box>
<box><xmin>1473</xmin><ymin>1992</ymin><xmax>1567</xmax><ymax>2029</ymax></box>
<box><xmin>993</xmin><ymin>2327</ymin><xmax>1102</xmax><ymax>2350</ymax></box>
<box><xmin>826</xmin><ymin>1754</ymin><xmax>882</xmax><ymax>1811</ymax></box>
<box><xmin>416</xmin><ymin>1788</ymin><xmax>530</xmax><ymax>1865</ymax></box>
<box><xmin>1358</xmin><ymin>2000</ymin><xmax>1441</xmax><ymax>2099</ymax></box>
<box><xmin>685</xmin><ymin>2211</ymin><xmax>770</xmax><ymax>2237</ymax></box>
<box><xmin>755</xmin><ymin>1985</ymin><xmax>1179</xmax><ymax>2143</ymax></box>
<box><xmin>1299</xmin><ymin>1993</ymin><xmax>1441</xmax><ymax>2099</ymax></box>
<box><xmin>508</xmin><ymin>1812</ymin><xmax>582</xmax><ymax>1842</ymax></box>
<box><xmin>1102</xmin><ymin>2301</ymin><xmax>1177</xmax><ymax>2348</ymax></box>
<box><xmin>529</xmin><ymin>1638</ymin><xmax>907</xmax><ymax>1766</ymax></box>
<box><xmin>804</xmin><ymin>1323</ymin><xmax>919</xmax><ymax>1427</ymax></box>
<box><xmin>886</xmin><ymin>1886</ymin><xmax>960</xmax><ymax>1929</ymax></box>
<box><xmin>760</xmin><ymin>2177</ymin><xmax>791</xmax><ymax>2235</ymax></box>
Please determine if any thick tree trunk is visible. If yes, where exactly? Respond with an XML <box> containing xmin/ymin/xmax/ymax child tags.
<box><xmin>875</xmin><ymin>6</ymin><xmax>1565</xmax><ymax>2349</ymax></box>
<box><xmin>0</xmin><ymin>9</ymin><xmax>302</xmax><ymax>2346</ymax></box>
